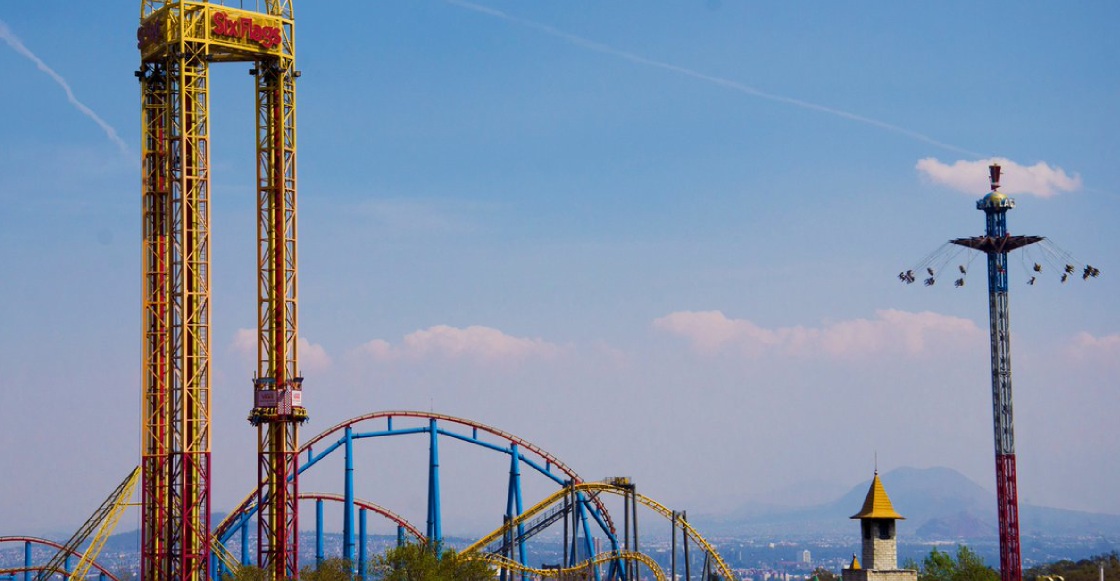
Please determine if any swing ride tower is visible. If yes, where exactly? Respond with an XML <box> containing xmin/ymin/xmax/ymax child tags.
<box><xmin>948</xmin><ymin>164</ymin><xmax>1041</xmax><ymax>581</ymax></box>
<box><xmin>137</xmin><ymin>1</ymin><xmax>304</xmax><ymax>579</ymax></box>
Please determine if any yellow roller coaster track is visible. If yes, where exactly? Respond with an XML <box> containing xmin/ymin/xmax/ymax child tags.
<box><xmin>464</xmin><ymin>481</ymin><xmax>733</xmax><ymax>580</ymax></box>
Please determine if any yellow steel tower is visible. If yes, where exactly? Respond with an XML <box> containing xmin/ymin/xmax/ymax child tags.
<box><xmin>137</xmin><ymin>2</ymin><xmax>303</xmax><ymax>579</ymax></box>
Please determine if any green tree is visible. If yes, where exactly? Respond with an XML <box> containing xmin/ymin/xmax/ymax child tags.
<box><xmin>1025</xmin><ymin>552</ymin><xmax>1120</xmax><ymax>581</ymax></box>
<box><xmin>221</xmin><ymin>565</ymin><xmax>270</xmax><ymax>581</ymax></box>
<box><xmin>302</xmin><ymin>558</ymin><xmax>355</xmax><ymax>581</ymax></box>
<box><xmin>368</xmin><ymin>543</ymin><xmax>496</xmax><ymax>581</ymax></box>
<box><xmin>811</xmin><ymin>566</ymin><xmax>839</xmax><ymax>581</ymax></box>
<box><xmin>921</xmin><ymin>548</ymin><xmax>958</xmax><ymax>581</ymax></box>
<box><xmin>917</xmin><ymin>546</ymin><xmax>998</xmax><ymax>581</ymax></box>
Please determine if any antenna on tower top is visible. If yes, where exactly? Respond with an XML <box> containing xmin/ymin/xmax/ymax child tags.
<box><xmin>990</xmin><ymin>163</ymin><xmax>1002</xmax><ymax>191</ymax></box>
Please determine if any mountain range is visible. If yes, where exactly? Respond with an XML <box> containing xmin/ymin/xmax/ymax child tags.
<box><xmin>695</xmin><ymin>466</ymin><xmax>1120</xmax><ymax>541</ymax></box>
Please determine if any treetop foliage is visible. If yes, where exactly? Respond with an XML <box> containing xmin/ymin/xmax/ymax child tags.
<box><xmin>368</xmin><ymin>543</ymin><xmax>496</xmax><ymax>581</ymax></box>
<box><xmin>1025</xmin><ymin>552</ymin><xmax>1120</xmax><ymax>581</ymax></box>
<box><xmin>812</xmin><ymin>565</ymin><xmax>840</xmax><ymax>581</ymax></box>
<box><xmin>905</xmin><ymin>546</ymin><xmax>998</xmax><ymax>581</ymax></box>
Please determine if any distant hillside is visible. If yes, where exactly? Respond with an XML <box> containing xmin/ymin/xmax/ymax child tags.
<box><xmin>697</xmin><ymin>466</ymin><xmax>1120</xmax><ymax>542</ymax></box>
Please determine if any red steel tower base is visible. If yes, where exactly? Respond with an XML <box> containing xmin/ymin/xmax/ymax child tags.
<box><xmin>996</xmin><ymin>454</ymin><xmax>1021</xmax><ymax>581</ymax></box>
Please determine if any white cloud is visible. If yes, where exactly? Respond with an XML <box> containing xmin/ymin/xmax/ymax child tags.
<box><xmin>354</xmin><ymin>325</ymin><xmax>560</xmax><ymax>363</ymax></box>
<box><xmin>232</xmin><ymin>328</ymin><xmax>256</xmax><ymax>355</ymax></box>
<box><xmin>299</xmin><ymin>337</ymin><xmax>333</xmax><ymax>373</ymax></box>
<box><xmin>653</xmin><ymin>309</ymin><xmax>982</xmax><ymax>359</ymax></box>
<box><xmin>230</xmin><ymin>328</ymin><xmax>332</xmax><ymax>372</ymax></box>
<box><xmin>916</xmin><ymin>157</ymin><xmax>1082</xmax><ymax>198</ymax></box>
<box><xmin>1067</xmin><ymin>332</ymin><xmax>1120</xmax><ymax>364</ymax></box>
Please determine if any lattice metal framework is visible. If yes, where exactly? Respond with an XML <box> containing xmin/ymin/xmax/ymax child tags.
<box><xmin>249</xmin><ymin>2</ymin><xmax>307</xmax><ymax>577</ymax></box>
<box><xmin>949</xmin><ymin>164</ymin><xmax>1037</xmax><ymax>581</ymax></box>
<box><xmin>137</xmin><ymin>2</ymin><xmax>302</xmax><ymax>579</ymax></box>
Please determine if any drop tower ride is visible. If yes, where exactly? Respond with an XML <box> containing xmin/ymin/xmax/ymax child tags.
<box><xmin>949</xmin><ymin>164</ymin><xmax>1041</xmax><ymax>581</ymax></box>
<box><xmin>136</xmin><ymin>2</ymin><xmax>305</xmax><ymax>579</ymax></box>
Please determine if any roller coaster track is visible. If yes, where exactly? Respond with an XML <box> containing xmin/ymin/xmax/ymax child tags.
<box><xmin>485</xmin><ymin>490</ymin><xmax>603</xmax><ymax>555</ymax></box>
<box><xmin>209</xmin><ymin>492</ymin><xmax>425</xmax><ymax>573</ymax></box>
<box><xmin>300</xmin><ymin>492</ymin><xmax>424</xmax><ymax>541</ymax></box>
<box><xmin>214</xmin><ymin>410</ymin><xmax>615</xmax><ymax>543</ymax></box>
<box><xmin>465</xmin><ymin>482</ymin><xmax>734</xmax><ymax>580</ymax></box>
<box><xmin>0</xmin><ymin>537</ymin><xmax>120</xmax><ymax>581</ymax></box>
<box><xmin>5</xmin><ymin>467</ymin><xmax>139</xmax><ymax>581</ymax></box>
<box><xmin>473</xmin><ymin>551</ymin><xmax>667</xmax><ymax>581</ymax></box>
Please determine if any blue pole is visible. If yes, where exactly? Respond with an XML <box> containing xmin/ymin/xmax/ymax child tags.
<box><xmin>359</xmin><ymin>508</ymin><xmax>368</xmax><ymax>580</ymax></box>
<box><xmin>397</xmin><ymin>525</ymin><xmax>405</xmax><ymax>548</ymax></box>
<box><xmin>344</xmin><ymin>426</ymin><xmax>355</xmax><ymax>566</ymax></box>
<box><xmin>577</xmin><ymin>495</ymin><xmax>601</xmax><ymax>581</ymax></box>
<box><xmin>23</xmin><ymin>540</ymin><xmax>30</xmax><ymax>581</ymax></box>
<box><xmin>506</xmin><ymin>444</ymin><xmax>527</xmax><ymax>580</ymax></box>
<box><xmin>240</xmin><ymin>515</ymin><xmax>250</xmax><ymax>566</ymax></box>
<box><xmin>427</xmin><ymin>418</ymin><xmax>442</xmax><ymax>549</ymax></box>
<box><xmin>316</xmin><ymin>498</ymin><xmax>325</xmax><ymax>568</ymax></box>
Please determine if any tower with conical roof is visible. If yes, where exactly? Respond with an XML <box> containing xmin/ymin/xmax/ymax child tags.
<box><xmin>842</xmin><ymin>472</ymin><xmax>917</xmax><ymax>581</ymax></box>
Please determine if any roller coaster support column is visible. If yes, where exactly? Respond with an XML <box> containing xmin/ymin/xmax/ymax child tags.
<box><xmin>611</xmin><ymin>478</ymin><xmax>637</xmax><ymax>581</ymax></box>
<box><xmin>397</xmin><ymin>526</ymin><xmax>405</xmax><ymax>548</ymax></box>
<box><xmin>240</xmin><ymin>519</ymin><xmax>250</xmax><ymax>567</ymax></box>
<box><xmin>623</xmin><ymin>491</ymin><xmax>629</xmax><ymax>576</ymax></box>
<box><xmin>577</xmin><ymin>494</ymin><xmax>601</xmax><ymax>581</ymax></box>
<box><xmin>23</xmin><ymin>540</ymin><xmax>30</xmax><ymax>581</ymax></box>
<box><xmin>506</xmin><ymin>443</ymin><xmax>528</xmax><ymax>580</ymax></box>
<box><xmin>501</xmin><ymin>516</ymin><xmax>512</xmax><ymax>581</ymax></box>
<box><xmin>682</xmin><ymin>511</ymin><xmax>691</xmax><ymax>581</ymax></box>
<box><xmin>359</xmin><ymin>509</ymin><xmax>368</xmax><ymax>581</ymax></box>
<box><xmin>315</xmin><ymin>499</ymin><xmax>324</xmax><ymax>568</ymax></box>
<box><xmin>670</xmin><ymin>511</ymin><xmax>677</xmax><ymax>580</ymax></box>
<box><xmin>427</xmin><ymin>419</ymin><xmax>442</xmax><ymax>548</ymax></box>
<box><xmin>632</xmin><ymin>484</ymin><xmax>639</xmax><ymax>581</ymax></box>
<box><xmin>567</xmin><ymin>484</ymin><xmax>577</xmax><ymax>567</ymax></box>
<box><xmin>562</xmin><ymin>485</ymin><xmax>569</xmax><ymax>570</ymax></box>
<box><xmin>343</xmin><ymin>426</ymin><xmax>355</xmax><ymax>566</ymax></box>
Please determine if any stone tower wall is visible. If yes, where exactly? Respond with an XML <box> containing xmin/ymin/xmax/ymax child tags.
<box><xmin>861</xmin><ymin>519</ymin><xmax>897</xmax><ymax>570</ymax></box>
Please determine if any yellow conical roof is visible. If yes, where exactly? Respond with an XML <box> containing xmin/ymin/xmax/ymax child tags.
<box><xmin>850</xmin><ymin>472</ymin><xmax>905</xmax><ymax>520</ymax></box>
<box><xmin>850</xmin><ymin>555</ymin><xmax>862</xmax><ymax>570</ymax></box>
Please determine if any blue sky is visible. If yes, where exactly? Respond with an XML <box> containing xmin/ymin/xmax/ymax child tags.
<box><xmin>1</xmin><ymin>1</ymin><xmax>1117</xmax><ymax>538</ymax></box>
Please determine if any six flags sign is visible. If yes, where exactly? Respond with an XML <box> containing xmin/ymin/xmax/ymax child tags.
<box><xmin>137</xmin><ymin>9</ymin><xmax>283</xmax><ymax>53</ymax></box>
<box><xmin>211</xmin><ymin>11</ymin><xmax>282</xmax><ymax>49</ymax></box>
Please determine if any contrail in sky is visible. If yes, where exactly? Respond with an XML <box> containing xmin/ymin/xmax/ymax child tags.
<box><xmin>445</xmin><ymin>0</ymin><xmax>985</xmax><ymax>158</ymax></box>
<box><xmin>0</xmin><ymin>18</ymin><xmax>131</xmax><ymax>158</ymax></box>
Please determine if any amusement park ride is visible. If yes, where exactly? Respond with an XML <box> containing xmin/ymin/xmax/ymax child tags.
<box><xmin>903</xmin><ymin>164</ymin><xmax>1099</xmax><ymax>581</ymax></box>
<box><xmin>0</xmin><ymin>2</ymin><xmax>1101</xmax><ymax>581</ymax></box>
<box><xmin>135</xmin><ymin>0</ymin><xmax>302</xmax><ymax>579</ymax></box>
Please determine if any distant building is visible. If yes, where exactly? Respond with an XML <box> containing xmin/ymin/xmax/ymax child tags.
<box><xmin>802</xmin><ymin>549</ymin><xmax>812</xmax><ymax>564</ymax></box>
<box><xmin>841</xmin><ymin>472</ymin><xmax>917</xmax><ymax>581</ymax></box>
